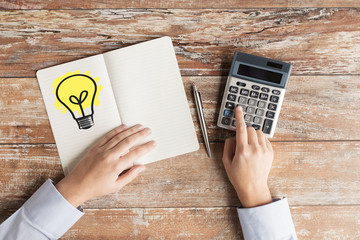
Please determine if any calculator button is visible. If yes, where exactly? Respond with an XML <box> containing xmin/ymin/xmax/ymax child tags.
<box><xmin>257</xmin><ymin>101</ymin><xmax>266</xmax><ymax>109</ymax></box>
<box><xmin>255</xmin><ymin>109</ymin><xmax>265</xmax><ymax>116</ymax></box>
<box><xmin>222</xmin><ymin>117</ymin><xmax>231</xmax><ymax>125</ymax></box>
<box><xmin>272</xmin><ymin>89</ymin><xmax>281</xmax><ymax>95</ymax></box>
<box><xmin>232</xmin><ymin>120</ymin><xmax>236</xmax><ymax>127</ymax></box>
<box><xmin>253</xmin><ymin>117</ymin><xmax>263</xmax><ymax>124</ymax></box>
<box><xmin>227</xmin><ymin>94</ymin><xmax>236</xmax><ymax>101</ymax></box>
<box><xmin>259</xmin><ymin>93</ymin><xmax>269</xmax><ymax>100</ymax></box>
<box><xmin>252</xmin><ymin>124</ymin><xmax>261</xmax><ymax>130</ymax></box>
<box><xmin>229</xmin><ymin>86</ymin><xmax>239</xmax><ymax>93</ymax></box>
<box><xmin>261</xmin><ymin>87</ymin><xmax>270</xmax><ymax>93</ymax></box>
<box><xmin>237</xmin><ymin>104</ymin><xmax>246</xmax><ymax>112</ymax></box>
<box><xmin>246</xmin><ymin>106</ymin><xmax>255</xmax><ymax>114</ymax></box>
<box><xmin>248</xmin><ymin>99</ymin><xmax>257</xmax><ymax>106</ymax></box>
<box><xmin>246</xmin><ymin>122</ymin><xmax>252</xmax><ymax>127</ymax></box>
<box><xmin>268</xmin><ymin>103</ymin><xmax>277</xmax><ymax>111</ymax></box>
<box><xmin>250</xmin><ymin>91</ymin><xmax>259</xmax><ymax>99</ymax></box>
<box><xmin>266</xmin><ymin>111</ymin><xmax>275</xmax><ymax>119</ymax></box>
<box><xmin>240</xmin><ymin>89</ymin><xmax>249</xmax><ymax>96</ymax></box>
<box><xmin>252</xmin><ymin>85</ymin><xmax>260</xmax><ymax>90</ymax></box>
<box><xmin>236</xmin><ymin>82</ymin><xmax>246</xmax><ymax>87</ymax></box>
<box><xmin>270</xmin><ymin>95</ymin><xmax>279</xmax><ymax>103</ymax></box>
<box><xmin>244</xmin><ymin>114</ymin><xmax>253</xmax><ymax>122</ymax></box>
<box><xmin>238</xmin><ymin>96</ymin><xmax>247</xmax><ymax>104</ymax></box>
<box><xmin>223</xmin><ymin>109</ymin><xmax>233</xmax><ymax>118</ymax></box>
<box><xmin>225</xmin><ymin>102</ymin><xmax>235</xmax><ymax>110</ymax></box>
<box><xmin>262</xmin><ymin>119</ymin><xmax>273</xmax><ymax>134</ymax></box>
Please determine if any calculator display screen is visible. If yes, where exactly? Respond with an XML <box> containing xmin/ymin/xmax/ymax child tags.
<box><xmin>237</xmin><ymin>64</ymin><xmax>282</xmax><ymax>84</ymax></box>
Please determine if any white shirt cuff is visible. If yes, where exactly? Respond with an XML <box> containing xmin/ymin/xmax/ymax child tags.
<box><xmin>237</xmin><ymin>198</ymin><xmax>297</xmax><ymax>240</ymax></box>
<box><xmin>23</xmin><ymin>179</ymin><xmax>84</xmax><ymax>239</ymax></box>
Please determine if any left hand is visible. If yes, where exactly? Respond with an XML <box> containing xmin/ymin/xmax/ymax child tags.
<box><xmin>56</xmin><ymin>124</ymin><xmax>156</xmax><ymax>207</ymax></box>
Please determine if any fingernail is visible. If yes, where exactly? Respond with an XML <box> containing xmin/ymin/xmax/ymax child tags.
<box><xmin>137</xmin><ymin>124</ymin><xmax>144</xmax><ymax>130</ymax></box>
<box><xmin>145</xmin><ymin>128</ymin><xmax>152</xmax><ymax>134</ymax></box>
<box><xmin>150</xmin><ymin>140</ymin><xmax>157</xmax><ymax>146</ymax></box>
<box><xmin>236</xmin><ymin>106</ymin><xmax>242</xmax><ymax>112</ymax></box>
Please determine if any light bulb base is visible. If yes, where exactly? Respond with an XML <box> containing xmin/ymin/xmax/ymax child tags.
<box><xmin>76</xmin><ymin>115</ymin><xmax>94</xmax><ymax>129</ymax></box>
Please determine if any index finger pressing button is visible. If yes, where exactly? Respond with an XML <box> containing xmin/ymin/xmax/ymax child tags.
<box><xmin>235</xmin><ymin>106</ymin><xmax>248</xmax><ymax>146</ymax></box>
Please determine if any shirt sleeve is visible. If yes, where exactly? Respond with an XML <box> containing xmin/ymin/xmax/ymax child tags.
<box><xmin>237</xmin><ymin>198</ymin><xmax>297</xmax><ymax>240</ymax></box>
<box><xmin>0</xmin><ymin>179</ymin><xmax>84</xmax><ymax>240</ymax></box>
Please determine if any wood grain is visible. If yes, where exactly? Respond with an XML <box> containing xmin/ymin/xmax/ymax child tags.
<box><xmin>64</xmin><ymin>206</ymin><xmax>360</xmax><ymax>240</ymax></box>
<box><xmin>1</xmin><ymin>0</ymin><xmax>360</xmax><ymax>9</ymax></box>
<box><xmin>1</xmin><ymin>141</ymin><xmax>359</xmax><ymax>211</ymax></box>
<box><xmin>1</xmin><ymin>75</ymin><xmax>359</xmax><ymax>144</ymax></box>
<box><xmin>1</xmin><ymin>3</ymin><xmax>360</xmax><ymax>239</ymax></box>
<box><xmin>2</xmin><ymin>206</ymin><xmax>360</xmax><ymax>240</ymax></box>
<box><xmin>1</xmin><ymin>8</ymin><xmax>360</xmax><ymax>77</ymax></box>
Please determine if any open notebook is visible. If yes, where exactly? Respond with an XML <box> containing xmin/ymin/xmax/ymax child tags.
<box><xmin>37</xmin><ymin>37</ymin><xmax>199</xmax><ymax>175</ymax></box>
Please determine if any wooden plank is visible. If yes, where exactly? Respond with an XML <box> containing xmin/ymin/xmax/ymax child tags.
<box><xmin>65</xmin><ymin>208</ymin><xmax>242</xmax><ymax>239</ymax></box>
<box><xmin>1</xmin><ymin>141</ymin><xmax>360</xmax><ymax>210</ymax></box>
<box><xmin>1</xmin><ymin>0</ymin><xmax>360</xmax><ymax>9</ymax></box>
<box><xmin>2</xmin><ymin>206</ymin><xmax>360</xmax><ymax>239</ymax></box>
<box><xmin>1</xmin><ymin>76</ymin><xmax>359</xmax><ymax>143</ymax></box>
<box><xmin>1</xmin><ymin>8</ymin><xmax>360</xmax><ymax>77</ymax></box>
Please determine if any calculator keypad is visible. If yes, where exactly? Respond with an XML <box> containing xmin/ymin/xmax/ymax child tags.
<box><xmin>259</xmin><ymin>93</ymin><xmax>268</xmax><ymax>100</ymax></box>
<box><xmin>240</xmin><ymin>89</ymin><xmax>249</xmax><ymax>96</ymax></box>
<box><xmin>222</xmin><ymin>117</ymin><xmax>231</xmax><ymax>125</ymax></box>
<box><xmin>220</xmin><ymin>78</ymin><xmax>284</xmax><ymax>137</ymax></box>
<box><xmin>248</xmin><ymin>99</ymin><xmax>257</xmax><ymax>106</ymax></box>
<box><xmin>251</xmin><ymin>85</ymin><xmax>260</xmax><ymax>90</ymax></box>
<box><xmin>268</xmin><ymin>103</ymin><xmax>277</xmax><ymax>111</ymax></box>
<box><xmin>250</xmin><ymin>91</ymin><xmax>259</xmax><ymax>98</ymax></box>
<box><xmin>266</xmin><ymin>111</ymin><xmax>275</xmax><ymax>119</ymax></box>
<box><xmin>227</xmin><ymin>94</ymin><xmax>236</xmax><ymax>101</ymax></box>
<box><xmin>263</xmin><ymin>119</ymin><xmax>273</xmax><ymax>134</ymax></box>
<box><xmin>236</xmin><ymin>82</ymin><xmax>246</xmax><ymax>87</ymax></box>
<box><xmin>225</xmin><ymin>102</ymin><xmax>235</xmax><ymax>110</ymax></box>
<box><xmin>223</xmin><ymin>109</ymin><xmax>233</xmax><ymax>118</ymax></box>
<box><xmin>229</xmin><ymin>86</ymin><xmax>239</xmax><ymax>93</ymax></box>
<box><xmin>238</xmin><ymin>96</ymin><xmax>247</xmax><ymax>104</ymax></box>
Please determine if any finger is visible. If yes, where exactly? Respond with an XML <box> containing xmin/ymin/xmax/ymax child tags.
<box><xmin>235</xmin><ymin>106</ymin><xmax>248</xmax><ymax>148</ymax></box>
<box><xmin>115</xmin><ymin>165</ymin><xmax>146</xmax><ymax>190</ymax></box>
<box><xmin>111</xmin><ymin>128</ymin><xmax>152</xmax><ymax>157</ymax></box>
<box><xmin>96</xmin><ymin>124</ymin><xmax>128</xmax><ymax>148</ymax></box>
<box><xmin>105</xmin><ymin>124</ymin><xmax>145</xmax><ymax>150</ymax></box>
<box><xmin>116</xmin><ymin>140</ymin><xmax>156</xmax><ymax>171</ymax></box>
<box><xmin>222</xmin><ymin>137</ymin><xmax>236</xmax><ymax>171</ymax></box>
<box><xmin>247</xmin><ymin>126</ymin><xmax>258</xmax><ymax>145</ymax></box>
<box><xmin>265</xmin><ymin>137</ymin><xmax>273</xmax><ymax>152</ymax></box>
<box><xmin>256</xmin><ymin>130</ymin><xmax>266</xmax><ymax>147</ymax></box>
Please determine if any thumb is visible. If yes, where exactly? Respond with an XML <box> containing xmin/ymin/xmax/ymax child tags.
<box><xmin>116</xmin><ymin>165</ymin><xmax>146</xmax><ymax>190</ymax></box>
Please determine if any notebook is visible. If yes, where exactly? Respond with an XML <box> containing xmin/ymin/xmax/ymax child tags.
<box><xmin>36</xmin><ymin>36</ymin><xmax>199</xmax><ymax>175</ymax></box>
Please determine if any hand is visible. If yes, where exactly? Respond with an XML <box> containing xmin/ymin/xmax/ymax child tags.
<box><xmin>222</xmin><ymin>106</ymin><xmax>273</xmax><ymax>208</ymax></box>
<box><xmin>56</xmin><ymin>124</ymin><xmax>156</xmax><ymax>207</ymax></box>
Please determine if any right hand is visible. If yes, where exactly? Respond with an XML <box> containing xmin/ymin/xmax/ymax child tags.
<box><xmin>56</xmin><ymin>124</ymin><xmax>156</xmax><ymax>207</ymax></box>
<box><xmin>222</xmin><ymin>106</ymin><xmax>274</xmax><ymax>208</ymax></box>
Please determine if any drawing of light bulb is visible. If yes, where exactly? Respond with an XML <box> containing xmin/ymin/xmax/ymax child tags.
<box><xmin>55</xmin><ymin>74</ymin><xmax>98</xmax><ymax>129</ymax></box>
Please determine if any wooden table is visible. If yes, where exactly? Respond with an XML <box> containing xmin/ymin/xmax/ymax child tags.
<box><xmin>1</xmin><ymin>1</ymin><xmax>360</xmax><ymax>239</ymax></box>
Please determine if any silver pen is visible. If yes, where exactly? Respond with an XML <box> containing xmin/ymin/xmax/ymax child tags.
<box><xmin>193</xmin><ymin>84</ymin><xmax>212</xmax><ymax>158</ymax></box>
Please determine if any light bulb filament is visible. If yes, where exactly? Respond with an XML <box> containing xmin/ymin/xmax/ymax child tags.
<box><xmin>69</xmin><ymin>90</ymin><xmax>88</xmax><ymax>117</ymax></box>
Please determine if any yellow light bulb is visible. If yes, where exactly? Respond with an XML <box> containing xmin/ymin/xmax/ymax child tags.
<box><xmin>55</xmin><ymin>74</ymin><xmax>98</xmax><ymax>129</ymax></box>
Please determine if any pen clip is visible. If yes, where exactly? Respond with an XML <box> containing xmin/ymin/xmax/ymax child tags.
<box><xmin>198</xmin><ymin>91</ymin><xmax>203</xmax><ymax>109</ymax></box>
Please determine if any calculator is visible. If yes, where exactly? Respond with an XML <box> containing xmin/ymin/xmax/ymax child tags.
<box><xmin>217</xmin><ymin>52</ymin><xmax>292</xmax><ymax>138</ymax></box>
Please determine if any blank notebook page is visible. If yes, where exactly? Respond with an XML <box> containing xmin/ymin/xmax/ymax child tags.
<box><xmin>103</xmin><ymin>37</ymin><xmax>199</xmax><ymax>164</ymax></box>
